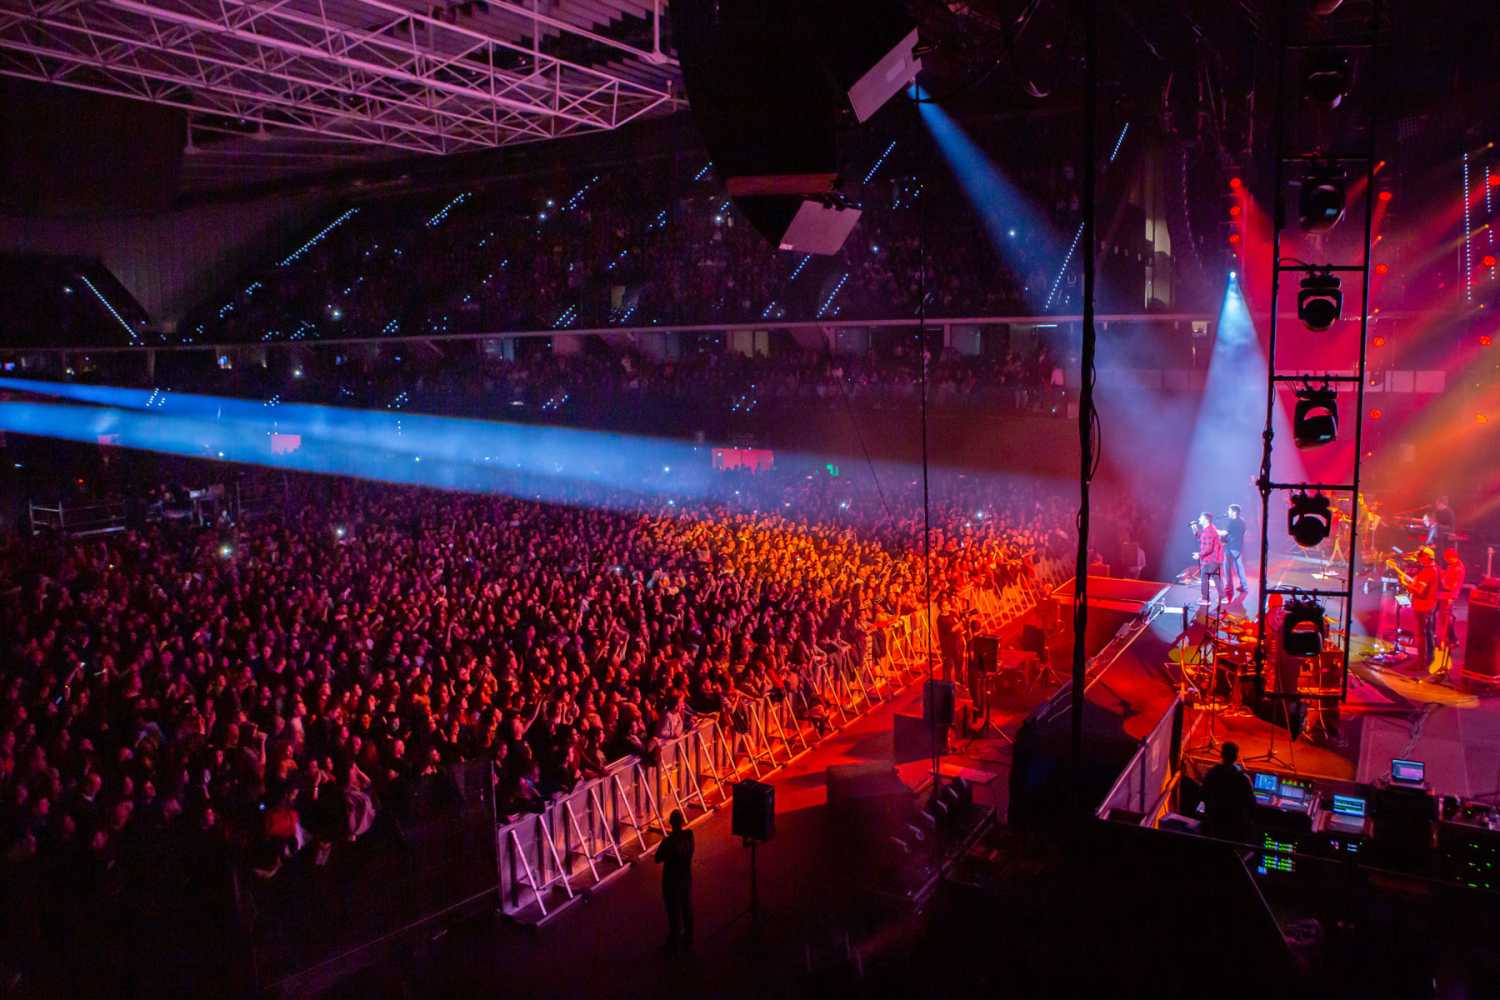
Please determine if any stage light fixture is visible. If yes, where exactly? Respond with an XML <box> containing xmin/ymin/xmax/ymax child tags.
<box><xmin>1300</xmin><ymin>166</ymin><xmax>1346</xmax><ymax>231</ymax></box>
<box><xmin>1297</xmin><ymin>270</ymin><xmax>1343</xmax><ymax>331</ymax></box>
<box><xmin>1294</xmin><ymin>384</ymin><xmax>1339</xmax><ymax>447</ymax></box>
<box><xmin>1282</xmin><ymin>595</ymin><xmax>1327</xmax><ymax>658</ymax></box>
<box><xmin>1303</xmin><ymin>51</ymin><xmax>1351</xmax><ymax>108</ymax></box>
<box><xmin>1288</xmin><ymin>492</ymin><xmax>1333</xmax><ymax>547</ymax></box>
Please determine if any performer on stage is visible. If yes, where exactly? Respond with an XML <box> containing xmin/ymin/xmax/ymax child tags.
<box><xmin>1390</xmin><ymin>547</ymin><xmax>1440</xmax><ymax>675</ymax></box>
<box><xmin>1437</xmin><ymin>547</ymin><xmax>1466</xmax><ymax>655</ymax></box>
<box><xmin>1194</xmin><ymin>512</ymin><xmax>1226</xmax><ymax>605</ymax></box>
<box><xmin>1430</xmin><ymin>496</ymin><xmax>1456</xmax><ymax>549</ymax></box>
<box><xmin>1223</xmin><ymin>504</ymin><xmax>1249</xmax><ymax>600</ymax></box>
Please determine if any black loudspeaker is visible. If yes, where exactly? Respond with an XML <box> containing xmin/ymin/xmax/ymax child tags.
<box><xmin>671</xmin><ymin>0</ymin><xmax>917</xmax><ymax>255</ymax></box>
<box><xmin>1021</xmin><ymin>624</ymin><xmax>1049</xmax><ymax>659</ymax></box>
<box><xmin>923</xmin><ymin>680</ymin><xmax>955</xmax><ymax>728</ymax></box>
<box><xmin>1464</xmin><ymin>581</ymin><xmax>1500</xmax><ymax>681</ymax></box>
<box><xmin>972</xmin><ymin>635</ymin><xmax>1001</xmax><ymax>673</ymax></box>
<box><xmin>893</xmin><ymin>712</ymin><xmax>949</xmax><ymax>763</ymax></box>
<box><xmin>732</xmin><ymin>780</ymin><xmax>775</xmax><ymax>843</ymax></box>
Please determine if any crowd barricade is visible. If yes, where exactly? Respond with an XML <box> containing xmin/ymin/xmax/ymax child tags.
<box><xmin>27</xmin><ymin>498</ymin><xmax>126</xmax><ymax>536</ymax></box>
<box><xmin>495</xmin><ymin>558</ymin><xmax>1075</xmax><ymax>922</ymax></box>
<box><xmin>497</xmin><ymin>666</ymin><xmax>866</xmax><ymax>920</ymax></box>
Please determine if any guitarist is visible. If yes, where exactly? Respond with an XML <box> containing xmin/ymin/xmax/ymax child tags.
<box><xmin>1388</xmin><ymin>547</ymin><xmax>1440</xmax><ymax>675</ymax></box>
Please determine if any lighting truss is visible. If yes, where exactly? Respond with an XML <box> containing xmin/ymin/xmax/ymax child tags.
<box><xmin>0</xmin><ymin>0</ymin><xmax>682</xmax><ymax>155</ymax></box>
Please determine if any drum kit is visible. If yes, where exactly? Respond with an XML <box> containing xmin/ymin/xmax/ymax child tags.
<box><xmin>1180</xmin><ymin>609</ymin><xmax>1346</xmax><ymax>712</ymax></box>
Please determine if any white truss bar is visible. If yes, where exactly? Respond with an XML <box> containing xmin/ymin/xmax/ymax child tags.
<box><xmin>0</xmin><ymin>0</ymin><xmax>680</xmax><ymax>155</ymax></box>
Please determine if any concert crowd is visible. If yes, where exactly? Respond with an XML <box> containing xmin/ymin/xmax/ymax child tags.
<box><xmin>0</xmin><ymin>464</ymin><xmax>1142</xmax><ymax>948</ymax></box>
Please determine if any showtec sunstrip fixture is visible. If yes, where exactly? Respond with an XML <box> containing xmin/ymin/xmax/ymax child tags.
<box><xmin>1288</xmin><ymin>492</ymin><xmax>1334</xmax><ymax>547</ymax></box>
<box><xmin>1297</xmin><ymin>270</ymin><xmax>1343</xmax><ymax>330</ymax></box>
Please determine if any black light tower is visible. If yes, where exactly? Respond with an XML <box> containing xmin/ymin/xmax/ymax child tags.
<box><xmin>1251</xmin><ymin>0</ymin><xmax>1386</xmax><ymax>753</ymax></box>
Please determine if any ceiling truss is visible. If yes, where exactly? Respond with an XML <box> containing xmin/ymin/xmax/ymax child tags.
<box><xmin>0</xmin><ymin>0</ymin><xmax>681</xmax><ymax>155</ymax></box>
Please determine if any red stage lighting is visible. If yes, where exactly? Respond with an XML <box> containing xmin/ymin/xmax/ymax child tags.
<box><xmin>1377</xmin><ymin>190</ymin><xmax>1393</xmax><ymax>203</ymax></box>
<box><xmin>1373</xmin><ymin>335</ymin><xmax>1387</xmax><ymax>347</ymax></box>
<box><xmin>1375</xmin><ymin>263</ymin><xmax>1390</xmax><ymax>275</ymax></box>
<box><xmin>1491</xmin><ymin>174</ymin><xmax>1500</xmax><ymax>188</ymax></box>
<box><xmin>1369</xmin><ymin>408</ymin><xmax>1383</xmax><ymax>420</ymax></box>
<box><xmin>1478</xmin><ymin>413</ymin><xmax>1490</xmax><ymax>425</ymax></box>
<box><xmin>1229</xmin><ymin>204</ymin><xmax>1242</xmax><ymax>218</ymax></box>
<box><xmin>1483</xmin><ymin>254</ymin><xmax>1498</xmax><ymax>268</ymax></box>
<box><xmin>1229</xmin><ymin>177</ymin><xmax>1243</xmax><ymax>191</ymax></box>
<box><xmin>1481</xmin><ymin>335</ymin><xmax>1494</xmax><ymax>347</ymax></box>
<box><xmin>1227</xmin><ymin>232</ymin><xmax>1242</xmax><ymax>246</ymax></box>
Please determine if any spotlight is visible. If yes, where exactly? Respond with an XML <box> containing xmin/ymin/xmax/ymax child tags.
<box><xmin>1229</xmin><ymin>270</ymin><xmax>1238</xmax><ymax>280</ymax></box>
<box><xmin>1288</xmin><ymin>492</ymin><xmax>1333</xmax><ymax>547</ymax></box>
<box><xmin>1303</xmin><ymin>51</ymin><xmax>1351</xmax><ymax>108</ymax></box>
<box><xmin>218</xmin><ymin>544</ymin><xmax>234</xmax><ymax>558</ymax></box>
<box><xmin>1300</xmin><ymin>166</ymin><xmax>1346</xmax><ymax>231</ymax></box>
<box><xmin>1282</xmin><ymin>595</ymin><xmax>1327</xmax><ymax>658</ymax></box>
<box><xmin>1297</xmin><ymin>271</ymin><xmax>1343</xmax><ymax>331</ymax></box>
<box><xmin>1294</xmin><ymin>384</ymin><xmax>1339</xmax><ymax>447</ymax></box>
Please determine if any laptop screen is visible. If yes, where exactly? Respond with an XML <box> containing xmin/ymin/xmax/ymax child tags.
<box><xmin>1252</xmin><ymin>771</ymin><xmax>1278</xmax><ymax>794</ymax></box>
<box><xmin>1332</xmin><ymin>794</ymin><xmax>1366</xmax><ymax>818</ymax></box>
<box><xmin>1392</xmin><ymin>759</ymin><xmax>1425</xmax><ymax>785</ymax></box>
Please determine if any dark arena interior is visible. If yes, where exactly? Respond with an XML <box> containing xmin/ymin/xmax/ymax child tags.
<box><xmin>4</xmin><ymin>1</ymin><xmax>1500</xmax><ymax>997</ymax></box>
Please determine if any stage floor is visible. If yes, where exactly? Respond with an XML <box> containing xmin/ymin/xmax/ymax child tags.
<box><xmin>1163</xmin><ymin>564</ymin><xmax>1500</xmax><ymax>798</ymax></box>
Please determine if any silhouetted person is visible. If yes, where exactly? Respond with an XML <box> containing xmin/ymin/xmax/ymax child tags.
<box><xmin>1199</xmin><ymin>741</ymin><xmax>1255</xmax><ymax>841</ymax></box>
<box><xmin>655</xmin><ymin>809</ymin><xmax>694</xmax><ymax>949</ymax></box>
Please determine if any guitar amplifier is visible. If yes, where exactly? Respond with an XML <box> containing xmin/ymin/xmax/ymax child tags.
<box><xmin>1465</xmin><ymin>579</ymin><xmax>1500</xmax><ymax>680</ymax></box>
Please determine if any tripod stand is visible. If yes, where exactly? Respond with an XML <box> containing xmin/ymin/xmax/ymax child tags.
<box><xmin>1243</xmin><ymin>694</ymin><xmax>1297</xmax><ymax>771</ymax></box>
<box><xmin>964</xmin><ymin>670</ymin><xmax>1014</xmax><ymax>745</ymax></box>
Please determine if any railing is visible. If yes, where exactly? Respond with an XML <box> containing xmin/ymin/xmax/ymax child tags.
<box><xmin>494</xmin><ymin>554</ymin><xmax>1070</xmax><ymax>922</ymax></box>
<box><xmin>1095</xmin><ymin>696</ymin><xmax>1190</xmax><ymax>825</ymax></box>
<box><xmin>28</xmin><ymin>498</ymin><xmax>126</xmax><ymax>536</ymax></box>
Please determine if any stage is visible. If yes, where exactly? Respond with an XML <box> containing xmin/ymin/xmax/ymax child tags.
<box><xmin>1157</xmin><ymin>561</ymin><xmax>1500</xmax><ymax>804</ymax></box>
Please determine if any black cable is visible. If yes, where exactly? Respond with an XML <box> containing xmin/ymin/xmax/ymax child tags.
<box><xmin>826</xmin><ymin>339</ymin><xmax>894</xmax><ymax>521</ymax></box>
<box><xmin>1069</xmin><ymin>0</ymin><xmax>1098</xmax><ymax>803</ymax></box>
<box><xmin>918</xmin><ymin>126</ymin><xmax>939</xmax><ymax>793</ymax></box>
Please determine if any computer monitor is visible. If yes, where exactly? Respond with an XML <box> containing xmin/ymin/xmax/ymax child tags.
<box><xmin>1278</xmin><ymin>781</ymin><xmax>1307</xmax><ymax>803</ymax></box>
<box><xmin>1391</xmin><ymin>759</ymin><xmax>1426</xmax><ymax>785</ymax></box>
<box><xmin>1252</xmin><ymin>771</ymin><xmax>1278</xmax><ymax>794</ymax></box>
<box><xmin>1331</xmin><ymin>794</ymin><xmax>1366</xmax><ymax>818</ymax></box>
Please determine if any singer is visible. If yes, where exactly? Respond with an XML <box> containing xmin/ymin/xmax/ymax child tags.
<box><xmin>1193</xmin><ymin>512</ymin><xmax>1226</xmax><ymax>605</ymax></box>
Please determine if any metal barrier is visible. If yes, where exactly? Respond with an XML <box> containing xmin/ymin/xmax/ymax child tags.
<box><xmin>1095</xmin><ymin>697</ymin><xmax>1189</xmax><ymax>825</ymax></box>
<box><xmin>495</xmin><ymin>557</ymin><xmax>1068</xmax><ymax>923</ymax></box>
<box><xmin>28</xmin><ymin>498</ymin><xmax>126</xmax><ymax>536</ymax></box>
